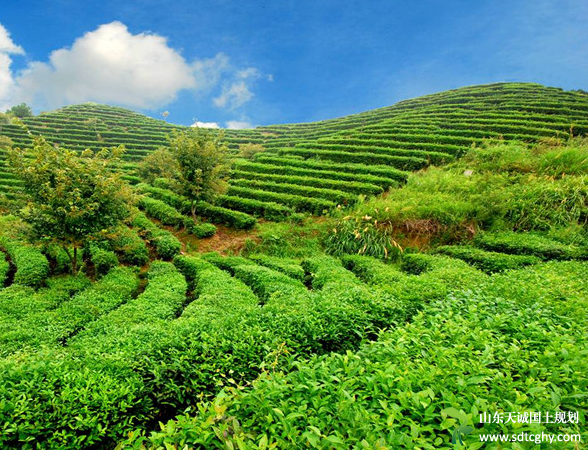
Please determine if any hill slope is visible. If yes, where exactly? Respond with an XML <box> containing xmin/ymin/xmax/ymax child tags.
<box><xmin>1</xmin><ymin>82</ymin><xmax>587</xmax><ymax>219</ymax></box>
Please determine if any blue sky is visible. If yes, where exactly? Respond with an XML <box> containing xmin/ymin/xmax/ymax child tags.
<box><xmin>1</xmin><ymin>0</ymin><xmax>587</xmax><ymax>128</ymax></box>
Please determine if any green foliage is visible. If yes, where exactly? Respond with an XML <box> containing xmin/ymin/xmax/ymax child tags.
<box><xmin>8</xmin><ymin>137</ymin><xmax>134</xmax><ymax>273</ymax></box>
<box><xmin>0</xmin><ymin>267</ymin><xmax>137</xmax><ymax>357</ymax></box>
<box><xmin>173</xmin><ymin>255</ymin><xmax>257</xmax><ymax>314</ymax></box>
<box><xmin>278</xmin><ymin>147</ymin><xmax>430</xmax><ymax>170</ymax></box>
<box><xmin>232</xmin><ymin>178</ymin><xmax>357</xmax><ymax>205</ymax></box>
<box><xmin>460</xmin><ymin>139</ymin><xmax>588</xmax><ymax>177</ymax></box>
<box><xmin>6</xmin><ymin>102</ymin><xmax>33</xmax><ymax>118</ymax></box>
<box><xmin>107</xmin><ymin>226</ymin><xmax>149</xmax><ymax>266</ymax></box>
<box><xmin>193</xmin><ymin>201</ymin><xmax>257</xmax><ymax>230</ymax></box>
<box><xmin>228</xmin><ymin>185</ymin><xmax>336</xmax><ymax>215</ymax></box>
<box><xmin>335</xmin><ymin>140</ymin><xmax>588</xmax><ymax>248</ymax></box>
<box><xmin>138</xmin><ymin>196</ymin><xmax>185</xmax><ymax>227</ymax></box>
<box><xmin>73</xmin><ymin>262</ymin><xmax>186</xmax><ymax>343</ymax></box>
<box><xmin>237</xmin><ymin>143</ymin><xmax>265</xmax><ymax>159</ymax></box>
<box><xmin>2</xmin><ymin>83</ymin><xmax>588</xmax><ymax>449</ymax></box>
<box><xmin>251</xmin><ymin>155</ymin><xmax>409</xmax><ymax>185</ymax></box>
<box><xmin>118</xmin><ymin>260</ymin><xmax>588</xmax><ymax>450</ymax></box>
<box><xmin>218</xmin><ymin>194</ymin><xmax>293</xmax><ymax>221</ymax></box>
<box><xmin>474</xmin><ymin>231</ymin><xmax>587</xmax><ymax>260</ymax></box>
<box><xmin>247</xmin><ymin>254</ymin><xmax>305</xmax><ymax>281</ymax></box>
<box><xmin>0</xmin><ymin>275</ymin><xmax>90</xmax><ymax>323</ymax></box>
<box><xmin>43</xmin><ymin>243</ymin><xmax>84</xmax><ymax>275</ymax></box>
<box><xmin>137</xmin><ymin>147</ymin><xmax>180</xmax><ymax>184</ymax></box>
<box><xmin>131</xmin><ymin>212</ymin><xmax>181</xmax><ymax>260</ymax></box>
<box><xmin>89</xmin><ymin>244</ymin><xmax>119</xmax><ymax>277</ymax></box>
<box><xmin>326</xmin><ymin>213</ymin><xmax>403</xmax><ymax>259</ymax></box>
<box><xmin>0</xmin><ymin>237</ymin><xmax>49</xmax><ymax>287</ymax></box>
<box><xmin>167</xmin><ymin>128</ymin><xmax>231</xmax><ymax>215</ymax></box>
<box><xmin>243</xmin><ymin>221</ymin><xmax>325</xmax><ymax>258</ymax></box>
<box><xmin>340</xmin><ymin>254</ymin><xmax>405</xmax><ymax>285</ymax></box>
<box><xmin>136</xmin><ymin>183</ymin><xmax>257</xmax><ymax>230</ymax></box>
<box><xmin>232</xmin><ymin>168</ymin><xmax>385</xmax><ymax>196</ymax></box>
<box><xmin>435</xmin><ymin>245</ymin><xmax>540</xmax><ymax>273</ymax></box>
<box><xmin>192</xmin><ymin>222</ymin><xmax>217</xmax><ymax>238</ymax></box>
<box><xmin>152</xmin><ymin>234</ymin><xmax>182</xmax><ymax>259</ymax></box>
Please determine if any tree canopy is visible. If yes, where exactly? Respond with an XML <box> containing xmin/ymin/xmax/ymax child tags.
<box><xmin>8</xmin><ymin>138</ymin><xmax>135</xmax><ymax>273</ymax></box>
<box><xmin>140</xmin><ymin>128</ymin><xmax>230</xmax><ymax>218</ymax></box>
<box><xmin>6</xmin><ymin>103</ymin><xmax>33</xmax><ymax>118</ymax></box>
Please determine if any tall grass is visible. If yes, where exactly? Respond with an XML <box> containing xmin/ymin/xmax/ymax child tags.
<box><xmin>324</xmin><ymin>139</ymin><xmax>588</xmax><ymax>256</ymax></box>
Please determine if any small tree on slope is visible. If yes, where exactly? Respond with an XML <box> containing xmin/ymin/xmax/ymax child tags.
<box><xmin>8</xmin><ymin>138</ymin><xmax>135</xmax><ymax>274</ymax></box>
<box><xmin>167</xmin><ymin>128</ymin><xmax>230</xmax><ymax>220</ymax></box>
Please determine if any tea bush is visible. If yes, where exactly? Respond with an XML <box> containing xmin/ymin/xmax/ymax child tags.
<box><xmin>435</xmin><ymin>245</ymin><xmax>540</xmax><ymax>272</ymax></box>
<box><xmin>119</xmin><ymin>261</ymin><xmax>588</xmax><ymax>449</ymax></box>
<box><xmin>0</xmin><ymin>237</ymin><xmax>49</xmax><ymax>288</ymax></box>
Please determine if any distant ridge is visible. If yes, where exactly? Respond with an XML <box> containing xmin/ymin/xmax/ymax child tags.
<box><xmin>1</xmin><ymin>82</ymin><xmax>587</xmax><ymax>217</ymax></box>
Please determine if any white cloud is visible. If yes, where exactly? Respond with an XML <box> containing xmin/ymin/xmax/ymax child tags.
<box><xmin>191</xmin><ymin>53</ymin><xmax>230</xmax><ymax>92</ymax></box>
<box><xmin>226</xmin><ymin>120</ymin><xmax>252</xmax><ymax>129</ymax></box>
<box><xmin>0</xmin><ymin>54</ymin><xmax>15</xmax><ymax>107</ymax></box>
<box><xmin>236</xmin><ymin>67</ymin><xmax>260</xmax><ymax>79</ymax></box>
<box><xmin>0</xmin><ymin>24</ymin><xmax>23</xmax><ymax>108</ymax></box>
<box><xmin>191</xmin><ymin>120</ymin><xmax>220</xmax><ymax>128</ymax></box>
<box><xmin>213</xmin><ymin>81</ymin><xmax>254</xmax><ymax>109</ymax></box>
<box><xmin>213</xmin><ymin>66</ymin><xmax>265</xmax><ymax>110</ymax></box>
<box><xmin>0</xmin><ymin>21</ymin><xmax>265</xmax><ymax>112</ymax></box>
<box><xmin>0</xmin><ymin>24</ymin><xmax>23</xmax><ymax>55</ymax></box>
<box><xmin>9</xmin><ymin>22</ymin><xmax>195</xmax><ymax>110</ymax></box>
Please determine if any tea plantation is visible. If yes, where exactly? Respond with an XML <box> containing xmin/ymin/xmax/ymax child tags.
<box><xmin>0</xmin><ymin>82</ymin><xmax>586</xmax><ymax>449</ymax></box>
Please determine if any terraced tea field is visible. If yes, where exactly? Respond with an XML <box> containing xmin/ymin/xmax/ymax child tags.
<box><xmin>0</xmin><ymin>82</ymin><xmax>587</xmax><ymax>448</ymax></box>
<box><xmin>2</xmin><ymin>82</ymin><xmax>587</xmax><ymax>223</ymax></box>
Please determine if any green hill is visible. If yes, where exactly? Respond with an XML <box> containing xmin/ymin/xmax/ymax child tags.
<box><xmin>1</xmin><ymin>82</ymin><xmax>587</xmax><ymax>220</ymax></box>
<box><xmin>0</xmin><ymin>82</ymin><xmax>587</xmax><ymax>449</ymax></box>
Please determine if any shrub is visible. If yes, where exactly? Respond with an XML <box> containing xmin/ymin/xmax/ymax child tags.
<box><xmin>136</xmin><ymin>183</ymin><xmax>257</xmax><ymax>230</ymax></box>
<box><xmin>131</xmin><ymin>212</ymin><xmax>181</xmax><ymax>260</ymax></box>
<box><xmin>248</xmin><ymin>254</ymin><xmax>305</xmax><ymax>281</ymax></box>
<box><xmin>192</xmin><ymin>222</ymin><xmax>217</xmax><ymax>238</ymax></box>
<box><xmin>474</xmin><ymin>232</ymin><xmax>585</xmax><ymax>260</ymax></box>
<box><xmin>108</xmin><ymin>226</ymin><xmax>149</xmax><ymax>266</ymax></box>
<box><xmin>340</xmin><ymin>254</ymin><xmax>405</xmax><ymax>285</ymax></box>
<box><xmin>43</xmin><ymin>244</ymin><xmax>84</xmax><ymax>275</ymax></box>
<box><xmin>0</xmin><ymin>274</ymin><xmax>90</xmax><ymax>321</ymax></box>
<box><xmin>0</xmin><ymin>237</ymin><xmax>49</xmax><ymax>288</ymax></box>
<box><xmin>152</xmin><ymin>234</ymin><xmax>182</xmax><ymax>259</ymax></box>
<box><xmin>232</xmin><ymin>178</ymin><xmax>356</xmax><ymax>205</ymax></box>
<box><xmin>118</xmin><ymin>260</ymin><xmax>588</xmax><ymax>450</ymax></box>
<box><xmin>435</xmin><ymin>245</ymin><xmax>540</xmax><ymax>273</ymax></box>
<box><xmin>232</xmin><ymin>170</ymin><xmax>383</xmax><ymax>196</ymax></box>
<box><xmin>228</xmin><ymin>185</ymin><xmax>335</xmax><ymax>215</ymax></box>
<box><xmin>0</xmin><ymin>267</ymin><xmax>138</xmax><ymax>357</ymax></box>
<box><xmin>278</xmin><ymin>147</ymin><xmax>429</xmax><ymax>170</ymax></box>
<box><xmin>217</xmin><ymin>195</ymin><xmax>292</xmax><ymax>221</ymax></box>
<box><xmin>231</xmin><ymin>264</ymin><xmax>306</xmax><ymax>303</ymax></box>
<box><xmin>253</xmin><ymin>155</ymin><xmax>409</xmax><ymax>184</ymax></box>
<box><xmin>89</xmin><ymin>244</ymin><xmax>118</xmax><ymax>277</ymax></box>
<box><xmin>138</xmin><ymin>196</ymin><xmax>185</xmax><ymax>227</ymax></box>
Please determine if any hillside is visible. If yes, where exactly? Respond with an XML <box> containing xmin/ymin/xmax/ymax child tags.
<box><xmin>0</xmin><ymin>82</ymin><xmax>587</xmax><ymax>448</ymax></box>
<box><xmin>1</xmin><ymin>82</ymin><xmax>587</xmax><ymax>220</ymax></box>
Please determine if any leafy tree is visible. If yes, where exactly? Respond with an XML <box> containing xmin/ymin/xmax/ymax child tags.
<box><xmin>166</xmin><ymin>128</ymin><xmax>230</xmax><ymax>219</ymax></box>
<box><xmin>6</xmin><ymin>103</ymin><xmax>33</xmax><ymax>118</ymax></box>
<box><xmin>138</xmin><ymin>147</ymin><xmax>180</xmax><ymax>184</ymax></box>
<box><xmin>8</xmin><ymin>138</ymin><xmax>135</xmax><ymax>274</ymax></box>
